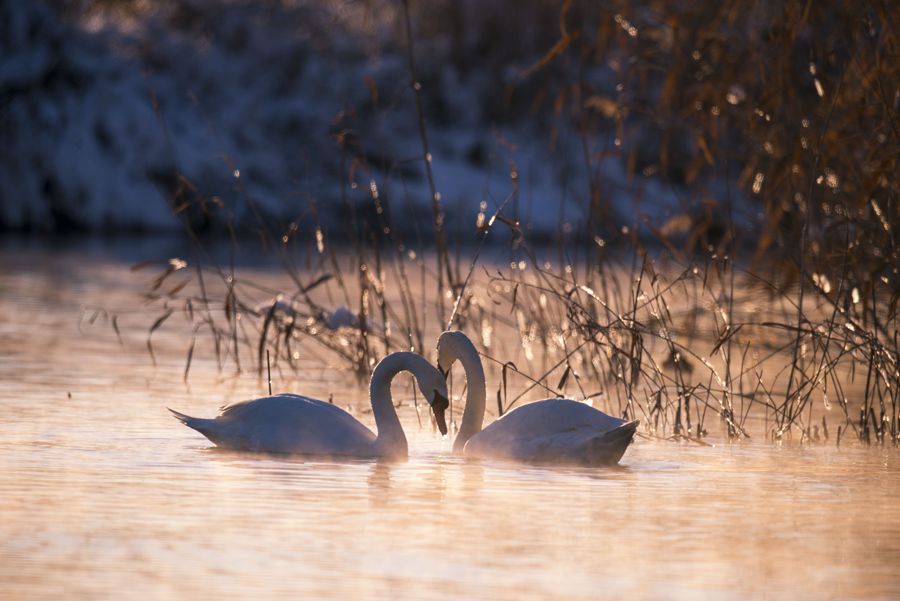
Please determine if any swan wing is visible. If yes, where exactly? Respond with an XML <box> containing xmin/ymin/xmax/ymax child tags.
<box><xmin>182</xmin><ymin>394</ymin><xmax>377</xmax><ymax>456</ymax></box>
<box><xmin>465</xmin><ymin>398</ymin><xmax>635</xmax><ymax>465</ymax></box>
<box><xmin>482</xmin><ymin>398</ymin><xmax>625</xmax><ymax>438</ymax></box>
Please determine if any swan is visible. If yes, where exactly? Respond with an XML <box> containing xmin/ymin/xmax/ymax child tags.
<box><xmin>436</xmin><ymin>331</ymin><xmax>638</xmax><ymax>466</ymax></box>
<box><xmin>169</xmin><ymin>351</ymin><xmax>449</xmax><ymax>460</ymax></box>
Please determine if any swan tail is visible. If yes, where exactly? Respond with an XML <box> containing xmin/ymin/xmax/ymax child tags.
<box><xmin>587</xmin><ymin>419</ymin><xmax>639</xmax><ymax>466</ymax></box>
<box><xmin>167</xmin><ymin>407</ymin><xmax>194</xmax><ymax>424</ymax></box>
<box><xmin>167</xmin><ymin>407</ymin><xmax>224</xmax><ymax>444</ymax></box>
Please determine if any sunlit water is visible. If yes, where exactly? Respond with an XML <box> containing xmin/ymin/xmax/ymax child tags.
<box><xmin>1</xmin><ymin>241</ymin><xmax>899</xmax><ymax>600</ymax></box>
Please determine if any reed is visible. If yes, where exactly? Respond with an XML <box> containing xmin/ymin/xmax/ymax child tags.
<box><xmin>75</xmin><ymin>0</ymin><xmax>899</xmax><ymax>446</ymax></box>
<box><xmin>120</xmin><ymin>206</ymin><xmax>897</xmax><ymax>446</ymax></box>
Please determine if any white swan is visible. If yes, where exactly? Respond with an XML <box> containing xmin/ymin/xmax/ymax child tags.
<box><xmin>169</xmin><ymin>351</ymin><xmax>449</xmax><ymax>460</ymax></box>
<box><xmin>436</xmin><ymin>331</ymin><xmax>638</xmax><ymax>466</ymax></box>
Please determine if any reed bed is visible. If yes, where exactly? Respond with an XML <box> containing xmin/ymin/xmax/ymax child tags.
<box><xmin>77</xmin><ymin>0</ymin><xmax>899</xmax><ymax>446</ymax></box>
<box><xmin>112</xmin><ymin>207</ymin><xmax>898</xmax><ymax>447</ymax></box>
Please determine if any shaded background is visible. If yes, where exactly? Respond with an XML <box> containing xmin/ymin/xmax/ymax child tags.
<box><xmin>1</xmin><ymin>1</ymin><xmax>897</xmax><ymax>276</ymax></box>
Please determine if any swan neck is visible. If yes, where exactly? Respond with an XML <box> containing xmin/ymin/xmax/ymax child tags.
<box><xmin>454</xmin><ymin>338</ymin><xmax>486</xmax><ymax>453</ymax></box>
<box><xmin>369</xmin><ymin>352</ymin><xmax>432</xmax><ymax>457</ymax></box>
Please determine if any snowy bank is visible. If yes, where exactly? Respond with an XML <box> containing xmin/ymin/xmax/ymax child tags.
<box><xmin>1</xmin><ymin>1</ymin><xmax>750</xmax><ymax>241</ymax></box>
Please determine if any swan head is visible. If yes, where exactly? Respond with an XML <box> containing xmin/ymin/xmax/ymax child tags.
<box><xmin>436</xmin><ymin>330</ymin><xmax>469</xmax><ymax>378</ymax></box>
<box><xmin>417</xmin><ymin>368</ymin><xmax>450</xmax><ymax>436</ymax></box>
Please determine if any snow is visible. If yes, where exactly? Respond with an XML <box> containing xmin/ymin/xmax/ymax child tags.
<box><xmin>0</xmin><ymin>1</ymin><xmax>752</xmax><ymax>240</ymax></box>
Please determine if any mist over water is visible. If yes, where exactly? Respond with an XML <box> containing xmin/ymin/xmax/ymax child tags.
<box><xmin>1</xmin><ymin>243</ymin><xmax>899</xmax><ymax>600</ymax></box>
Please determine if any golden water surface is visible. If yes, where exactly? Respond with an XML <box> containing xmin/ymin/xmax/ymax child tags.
<box><xmin>1</xmin><ymin>242</ymin><xmax>899</xmax><ymax>600</ymax></box>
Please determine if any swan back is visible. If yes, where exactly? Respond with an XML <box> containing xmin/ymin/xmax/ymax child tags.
<box><xmin>490</xmin><ymin>398</ymin><xmax>626</xmax><ymax>436</ymax></box>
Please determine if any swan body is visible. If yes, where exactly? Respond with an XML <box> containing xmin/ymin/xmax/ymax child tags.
<box><xmin>170</xmin><ymin>352</ymin><xmax>449</xmax><ymax>460</ymax></box>
<box><xmin>464</xmin><ymin>398</ymin><xmax>638</xmax><ymax>466</ymax></box>
<box><xmin>169</xmin><ymin>394</ymin><xmax>378</xmax><ymax>456</ymax></box>
<box><xmin>437</xmin><ymin>331</ymin><xmax>637</xmax><ymax>466</ymax></box>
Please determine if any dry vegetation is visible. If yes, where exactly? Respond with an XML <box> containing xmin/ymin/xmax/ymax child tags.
<box><xmin>78</xmin><ymin>0</ymin><xmax>899</xmax><ymax>444</ymax></box>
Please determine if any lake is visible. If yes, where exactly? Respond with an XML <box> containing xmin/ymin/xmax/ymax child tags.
<box><xmin>1</xmin><ymin>239</ymin><xmax>898</xmax><ymax>600</ymax></box>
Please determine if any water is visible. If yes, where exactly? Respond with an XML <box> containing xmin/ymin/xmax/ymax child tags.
<box><xmin>1</xmin><ymin>241</ymin><xmax>899</xmax><ymax>600</ymax></box>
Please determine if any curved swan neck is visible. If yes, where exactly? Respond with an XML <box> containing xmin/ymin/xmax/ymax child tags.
<box><xmin>369</xmin><ymin>352</ymin><xmax>434</xmax><ymax>457</ymax></box>
<box><xmin>453</xmin><ymin>336</ymin><xmax>486</xmax><ymax>453</ymax></box>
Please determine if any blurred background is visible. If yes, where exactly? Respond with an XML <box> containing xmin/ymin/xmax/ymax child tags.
<box><xmin>1</xmin><ymin>1</ymin><xmax>897</xmax><ymax>279</ymax></box>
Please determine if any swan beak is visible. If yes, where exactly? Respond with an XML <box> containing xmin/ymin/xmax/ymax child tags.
<box><xmin>431</xmin><ymin>390</ymin><xmax>449</xmax><ymax>436</ymax></box>
<box><xmin>437</xmin><ymin>364</ymin><xmax>448</xmax><ymax>380</ymax></box>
